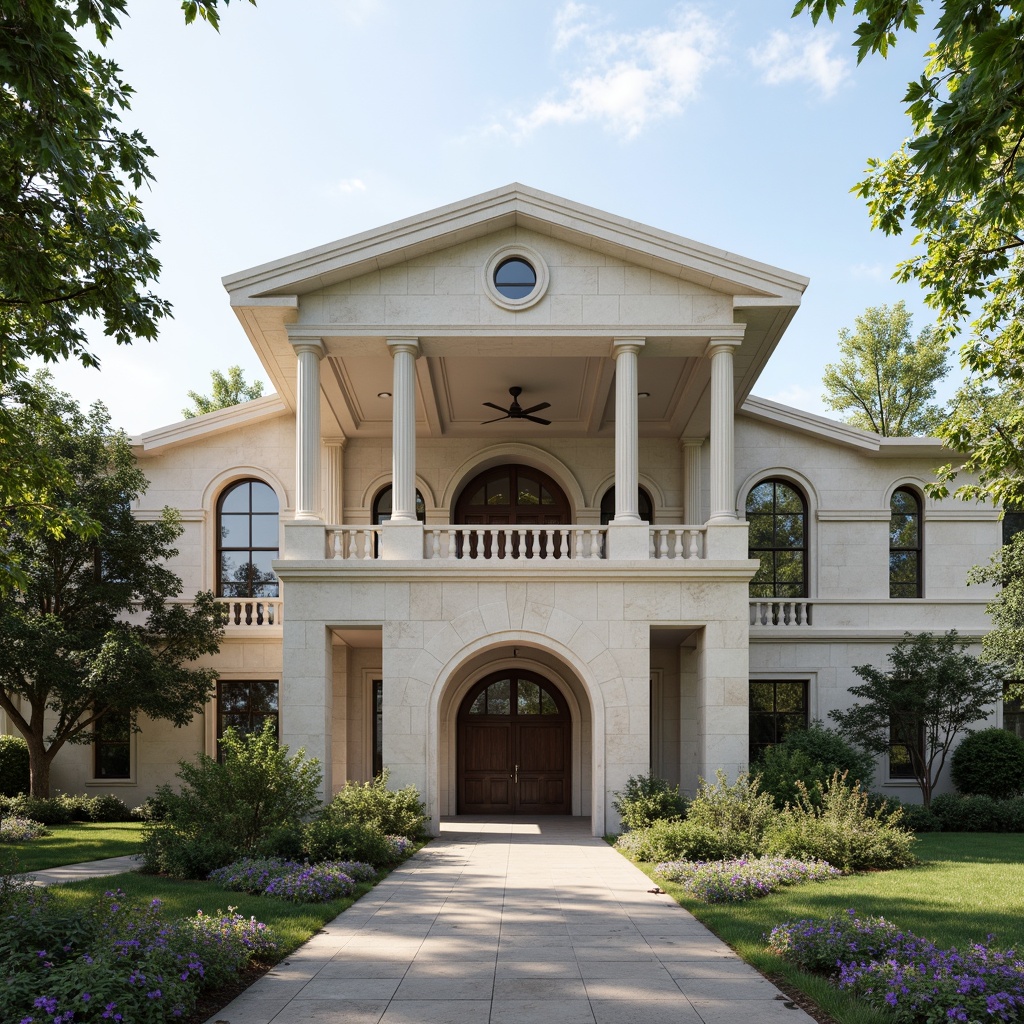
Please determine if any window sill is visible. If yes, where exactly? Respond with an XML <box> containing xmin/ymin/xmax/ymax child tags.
<box><xmin>86</xmin><ymin>779</ymin><xmax>136</xmax><ymax>788</ymax></box>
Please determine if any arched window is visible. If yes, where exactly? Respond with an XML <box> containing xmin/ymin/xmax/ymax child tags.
<box><xmin>746</xmin><ymin>479</ymin><xmax>807</xmax><ymax>598</ymax></box>
<box><xmin>373</xmin><ymin>485</ymin><xmax>425</xmax><ymax>524</ymax></box>
<box><xmin>217</xmin><ymin>479</ymin><xmax>280</xmax><ymax>598</ymax></box>
<box><xmin>600</xmin><ymin>487</ymin><xmax>654</xmax><ymax>526</ymax></box>
<box><xmin>890</xmin><ymin>487</ymin><xmax>922</xmax><ymax>598</ymax></box>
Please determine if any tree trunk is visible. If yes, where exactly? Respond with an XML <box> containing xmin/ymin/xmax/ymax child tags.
<box><xmin>27</xmin><ymin>737</ymin><xmax>52</xmax><ymax>798</ymax></box>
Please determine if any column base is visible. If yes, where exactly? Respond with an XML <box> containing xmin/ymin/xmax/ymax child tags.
<box><xmin>283</xmin><ymin>518</ymin><xmax>327</xmax><ymax>559</ymax></box>
<box><xmin>381</xmin><ymin>520</ymin><xmax>424</xmax><ymax>560</ymax></box>
<box><xmin>606</xmin><ymin>522</ymin><xmax>650</xmax><ymax>560</ymax></box>
<box><xmin>704</xmin><ymin>520</ymin><xmax>750</xmax><ymax>560</ymax></box>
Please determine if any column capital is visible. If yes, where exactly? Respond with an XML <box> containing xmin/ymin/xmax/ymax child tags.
<box><xmin>679</xmin><ymin>436</ymin><xmax>705</xmax><ymax>450</ymax></box>
<box><xmin>322</xmin><ymin>437</ymin><xmax>348</xmax><ymax>450</ymax></box>
<box><xmin>387</xmin><ymin>337</ymin><xmax>421</xmax><ymax>358</ymax></box>
<box><xmin>289</xmin><ymin>337</ymin><xmax>326</xmax><ymax>359</ymax></box>
<box><xmin>612</xmin><ymin>336</ymin><xmax>646</xmax><ymax>355</ymax></box>
<box><xmin>704</xmin><ymin>336</ymin><xmax>741</xmax><ymax>358</ymax></box>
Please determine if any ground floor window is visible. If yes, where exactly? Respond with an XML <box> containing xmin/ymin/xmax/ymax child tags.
<box><xmin>93</xmin><ymin>711</ymin><xmax>131</xmax><ymax>779</ymax></box>
<box><xmin>1004</xmin><ymin>682</ymin><xmax>1024</xmax><ymax>739</ymax></box>
<box><xmin>889</xmin><ymin>718</ymin><xmax>923</xmax><ymax>780</ymax></box>
<box><xmin>217</xmin><ymin>680</ymin><xmax>279</xmax><ymax>744</ymax></box>
<box><xmin>749</xmin><ymin>680</ymin><xmax>807</xmax><ymax>762</ymax></box>
<box><xmin>372</xmin><ymin>678</ymin><xmax>383</xmax><ymax>778</ymax></box>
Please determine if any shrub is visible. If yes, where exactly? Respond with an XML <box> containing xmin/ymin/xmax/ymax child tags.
<box><xmin>896</xmin><ymin>803</ymin><xmax>943</xmax><ymax>832</ymax></box>
<box><xmin>0</xmin><ymin>735</ymin><xmax>29</xmax><ymax>796</ymax></box>
<box><xmin>131</xmin><ymin>795</ymin><xmax>168</xmax><ymax>822</ymax></box>
<box><xmin>141</xmin><ymin>721</ymin><xmax>322</xmax><ymax>878</ymax></box>
<box><xmin>950</xmin><ymin>727</ymin><xmax>1024</xmax><ymax>798</ymax></box>
<box><xmin>0</xmin><ymin>816</ymin><xmax>49</xmax><ymax>842</ymax></box>
<box><xmin>325</xmin><ymin>769</ymin><xmax>427</xmax><ymax>840</ymax></box>
<box><xmin>84</xmin><ymin>793</ymin><xmax>134</xmax><ymax>822</ymax></box>
<box><xmin>208</xmin><ymin>857</ymin><xmax>366</xmax><ymax>903</ymax></box>
<box><xmin>769</xmin><ymin>910</ymin><xmax>1024</xmax><ymax>1024</ymax></box>
<box><xmin>303</xmin><ymin>817</ymin><xmax>411</xmax><ymax>868</ymax></box>
<box><xmin>763</xmin><ymin>773</ymin><xmax>917</xmax><ymax>871</ymax></box>
<box><xmin>684</xmin><ymin>770</ymin><xmax>777</xmax><ymax>853</ymax></box>
<box><xmin>753</xmin><ymin>721</ymin><xmax>875</xmax><ymax>808</ymax></box>
<box><xmin>656</xmin><ymin>855</ymin><xmax>840</xmax><ymax>903</ymax></box>
<box><xmin>615</xmin><ymin>818</ymin><xmax>747</xmax><ymax>863</ymax></box>
<box><xmin>612</xmin><ymin>773</ymin><xmax>688</xmax><ymax>831</ymax></box>
<box><xmin>1</xmin><ymin>794</ymin><xmax>75</xmax><ymax>825</ymax></box>
<box><xmin>930</xmin><ymin>792</ymin><xmax>1024</xmax><ymax>831</ymax></box>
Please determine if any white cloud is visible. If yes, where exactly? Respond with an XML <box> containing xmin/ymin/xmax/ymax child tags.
<box><xmin>748</xmin><ymin>29</ymin><xmax>851</xmax><ymax>99</ymax></box>
<box><xmin>337</xmin><ymin>178</ymin><xmax>367</xmax><ymax>194</ymax></box>
<box><xmin>507</xmin><ymin>4</ymin><xmax>721</xmax><ymax>141</ymax></box>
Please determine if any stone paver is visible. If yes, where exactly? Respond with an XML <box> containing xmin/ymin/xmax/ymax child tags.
<box><xmin>18</xmin><ymin>854</ymin><xmax>139</xmax><ymax>886</ymax></box>
<box><xmin>207</xmin><ymin>817</ymin><xmax>816</xmax><ymax>1024</ymax></box>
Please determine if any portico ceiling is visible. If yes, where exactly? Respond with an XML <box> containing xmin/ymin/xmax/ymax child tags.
<box><xmin>224</xmin><ymin>184</ymin><xmax>807</xmax><ymax>442</ymax></box>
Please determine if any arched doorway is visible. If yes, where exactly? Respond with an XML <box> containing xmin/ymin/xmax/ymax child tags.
<box><xmin>453</xmin><ymin>464</ymin><xmax>571</xmax><ymax>558</ymax></box>
<box><xmin>457</xmin><ymin>671</ymin><xmax>571</xmax><ymax>814</ymax></box>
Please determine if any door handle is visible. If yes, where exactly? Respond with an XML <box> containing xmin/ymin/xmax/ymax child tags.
<box><xmin>514</xmin><ymin>763</ymin><xmax>519</xmax><ymax>784</ymax></box>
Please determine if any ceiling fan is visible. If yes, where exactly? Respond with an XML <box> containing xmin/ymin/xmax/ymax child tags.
<box><xmin>482</xmin><ymin>386</ymin><xmax>551</xmax><ymax>425</ymax></box>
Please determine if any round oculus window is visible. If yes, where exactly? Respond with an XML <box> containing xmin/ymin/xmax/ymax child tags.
<box><xmin>493</xmin><ymin>257</ymin><xmax>537</xmax><ymax>300</ymax></box>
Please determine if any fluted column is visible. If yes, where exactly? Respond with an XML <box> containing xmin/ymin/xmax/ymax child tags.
<box><xmin>707</xmin><ymin>338</ymin><xmax>740</xmax><ymax>522</ymax></box>
<box><xmin>681</xmin><ymin>438</ymin><xmax>703</xmax><ymax>524</ymax></box>
<box><xmin>322</xmin><ymin>438</ymin><xmax>346</xmax><ymax>525</ymax></box>
<box><xmin>387</xmin><ymin>338</ymin><xmax>420</xmax><ymax>523</ymax></box>
<box><xmin>612</xmin><ymin>338</ymin><xmax>645</xmax><ymax>522</ymax></box>
<box><xmin>292</xmin><ymin>340</ymin><xmax>325</xmax><ymax>520</ymax></box>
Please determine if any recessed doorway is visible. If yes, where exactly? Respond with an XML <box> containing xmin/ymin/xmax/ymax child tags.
<box><xmin>457</xmin><ymin>671</ymin><xmax>571</xmax><ymax>814</ymax></box>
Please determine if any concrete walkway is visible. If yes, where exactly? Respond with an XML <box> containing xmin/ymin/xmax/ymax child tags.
<box><xmin>18</xmin><ymin>854</ymin><xmax>139</xmax><ymax>886</ymax></box>
<box><xmin>208</xmin><ymin>817</ymin><xmax>815</xmax><ymax>1024</ymax></box>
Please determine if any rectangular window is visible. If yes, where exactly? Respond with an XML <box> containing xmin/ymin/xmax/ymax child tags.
<box><xmin>372</xmin><ymin>679</ymin><xmax>383</xmax><ymax>779</ymax></box>
<box><xmin>889</xmin><ymin>718</ymin><xmax>923</xmax><ymax>780</ymax></box>
<box><xmin>217</xmin><ymin>680</ymin><xmax>279</xmax><ymax>745</ymax></box>
<box><xmin>749</xmin><ymin>680</ymin><xmax>808</xmax><ymax>763</ymax></box>
<box><xmin>1004</xmin><ymin>682</ymin><xmax>1024</xmax><ymax>740</ymax></box>
<box><xmin>93</xmin><ymin>711</ymin><xmax>131</xmax><ymax>780</ymax></box>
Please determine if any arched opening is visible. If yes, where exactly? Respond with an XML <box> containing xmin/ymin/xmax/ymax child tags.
<box><xmin>457</xmin><ymin>670</ymin><xmax>571</xmax><ymax>814</ymax></box>
<box><xmin>600</xmin><ymin>485</ymin><xmax>654</xmax><ymax>525</ymax></box>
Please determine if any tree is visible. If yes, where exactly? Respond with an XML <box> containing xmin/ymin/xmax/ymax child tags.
<box><xmin>829</xmin><ymin>631</ymin><xmax>1001</xmax><ymax>806</ymax></box>
<box><xmin>794</xmin><ymin>1</ymin><xmax>1024</xmax><ymax>506</ymax></box>
<box><xmin>967</xmin><ymin>533</ymin><xmax>1024</xmax><ymax>697</ymax></box>
<box><xmin>0</xmin><ymin>376</ymin><xmax>225</xmax><ymax>797</ymax></box>
<box><xmin>822</xmin><ymin>301</ymin><xmax>949</xmax><ymax>435</ymax></box>
<box><xmin>182</xmin><ymin>366</ymin><xmax>265</xmax><ymax>418</ymax></box>
<box><xmin>0</xmin><ymin>0</ymin><xmax>253</xmax><ymax>594</ymax></box>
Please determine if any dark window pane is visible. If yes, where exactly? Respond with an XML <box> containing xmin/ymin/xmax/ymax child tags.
<box><xmin>220</xmin><ymin>483</ymin><xmax>250</xmax><ymax>513</ymax></box>
<box><xmin>373</xmin><ymin>679</ymin><xmax>383</xmax><ymax>778</ymax></box>
<box><xmin>749</xmin><ymin>682</ymin><xmax>774</xmax><ymax>712</ymax></box>
<box><xmin>217</xmin><ymin>680</ymin><xmax>279</xmax><ymax>754</ymax></box>
<box><xmin>486</xmin><ymin>478</ymin><xmax>509</xmax><ymax>505</ymax></box>
<box><xmin>519</xmin><ymin>477</ymin><xmax>541</xmax><ymax>505</ymax></box>
<box><xmin>890</xmin><ymin>489</ymin><xmax>917</xmax><ymax>515</ymax></box>
<box><xmin>250</xmin><ymin>482</ymin><xmax>279</xmax><ymax>513</ymax></box>
<box><xmin>748</xmin><ymin>515</ymin><xmax>773</xmax><ymax>548</ymax></box>
<box><xmin>96</xmin><ymin>743</ymin><xmax>130</xmax><ymax>779</ymax></box>
<box><xmin>220</xmin><ymin>514</ymin><xmax>250</xmax><ymax>547</ymax></box>
<box><xmin>890</xmin><ymin>514</ymin><xmax>918</xmax><ymax>548</ymax></box>
<box><xmin>750</xmin><ymin>714</ymin><xmax>777</xmax><ymax>746</ymax></box>
<box><xmin>746</xmin><ymin>483</ymin><xmax>774</xmax><ymax>515</ymax></box>
<box><xmin>775</xmin><ymin>484</ymin><xmax>804</xmax><ymax>513</ymax></box>
<box><xmin>775</xmin><ymin>682</ymin><xmax>806</xmax><ymax>713</ymax></box>
<box><xmin>487</xmin><ymin>678</ymin><xmax>511</xmax><ymax>715</ymax></box>
<box><xmin>518</xmin><ymin>680</ymin><xmax>541</xmax><ymax>715</ymax></box>
<box><xmin>219</xmin><ymin>479</ymin><xmax>281</xmax><ymax>598</ymax></box>
<box><xmin>466</xmin><ymin>486</ymin><xmax>486</xmax><ymax>506</ymax></box>
<box><xmin>776</xmin><ymin>514</ymin><xmax>805</xmax><ymax>548</ymax></box>
<box><xmin>746</xmin><ymin>480</ymin><xmax>807</xmax><ymax>598</ymax></box>
<box><xmin>470</xmin><ymin>692</ymin><xmax>486</xmax><ymax>714</ymax></box>
<box><xmin>494</xmin><ymin>257</ymin><xmax>537</xmax><ymax>299</ymax></box>
<box><xmin>540</xmin><ymin>688</ymin><xmax>558</xmax><ymax>715</ymax></box>
<box><xmin>749</xmin><ymin>680</ymin><xmax>808</xmax><ymax>763</ymax></box>
<box><xmin>251</xmin><ymin>515</ymin><xmax>279</xmax><ymax>548</ymax></box>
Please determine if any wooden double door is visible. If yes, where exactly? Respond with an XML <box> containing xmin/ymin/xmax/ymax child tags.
<box><xmin>457</xmin><ymin>671</ymin><xmax>571</xmax><ymax>815</ymax></box>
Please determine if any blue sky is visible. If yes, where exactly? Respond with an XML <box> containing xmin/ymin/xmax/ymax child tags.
<box><xmin>46</xmin><ymin>0</ymin><xmax>951</xmax><ymax>434</ymax></box>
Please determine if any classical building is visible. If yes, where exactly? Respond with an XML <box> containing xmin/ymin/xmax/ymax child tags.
<box><xmin>39</xmin><ymin>185</ymin><xmax>1005</xmax><ymax>831</ymax></box>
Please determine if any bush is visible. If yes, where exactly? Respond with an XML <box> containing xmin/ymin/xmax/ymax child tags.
<box><xmin>325</xmin><ymin>769</ymin><xmax>427</xmax><ymax>840</ymax></box>
<box><xmin>0</xmin><ymin>792</ymin><xmax>132</xmax><ymax>824</ymax></box>
<box><xmin>950</xmin><ymin>727</ymin><xmax>1024</xmax><ymax>799</ymax></box>
<box><xmin>84</xmin><ymin>793</ymin><xmax>134</xmax><ymax>822</ymax></box>
<box><xmin>0</xmin><ymin>817</ymin><xmax>49</xmax><ymax>842</ymax></box>
<box><xmin>612</xmin><ymin>773</ymin><xmax>687</xmax><ymax>831</ymax></box>
<box><xmin>131</xmin><ymin>795</ymin><xmax>168</xmax><ymax>821</ymax></box>
<box><xmin>896</xmin><ymin>803</ymin><xmax>943</xmax><ymax>832</ymax></box>
<box><xmin>930</xmin><ymin>792</ymin><xmax>1024</xmax><ymax>832</ymax></box>
<box><xmin>753</xmin><ymin>721</ymin><xmax>875</xmax><ymax>808</ymax></box>
<box><xmin>303</xmin><ymin>817</ymin><xmax>411</xmax><ymax>868</ymax></box>
<box><xmin>209</xmin><ymin>857</ymin><xmax>364</xmax><ymax>903</ymax></box>
<box><xmin>141</xmin><ymin>721</ymin><xmax>322</xmax><ymax>879</ymax></box>
<box><xmin>656</xmin><ymin>855</ymin><xmax>841</xmax><ymax>903</ymax></box>
<box><xmin>0</xmin><ymin>735</ymin><xmax>29</xmax><ymax>796</ymax></box>
<box><xmin>684</xmin><ymin>770</ymin><xmax>777</xmax><ymax>853</ymax></box>
<box><xmin>763</xmin><ymin>773</ymin><xmax>917</xmax><ymax>871</ymax></box>
<box><xmin>615</xmin><ymin>817</ymin><xmax>751</xmax><ymax>863</ymax></box>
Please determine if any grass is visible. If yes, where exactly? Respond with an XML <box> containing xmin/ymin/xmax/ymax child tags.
<box><xmin>632</xmin><ymin>833</ymin><xmax>1024</xmax><ymax>1024</ymax></box>
<box><xmin>1</xmin><ymin>821</ymin><xmax>145</xmax><ymax>871</ymax></box>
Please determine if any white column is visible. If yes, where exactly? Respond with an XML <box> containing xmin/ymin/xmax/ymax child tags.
<box><xmin>322</xmin><ymin>438</ymin><xmax>346</xmax><ymax>525</ymax></box>
<box><xmin>386</xmin><ymin>338</ymin><xmax>420</xmax><ymax>522</ymax></box>
<box><xmin>681</xmin><ymin>438</ymin><xmax>703</xmax><ymax>524</ymax></box>
<box><xmin>292</xmin><ymin>340</ymin><xmax>325</xmax><ymax>521</ymax></box>
<box><xmin>612</xmin><ymin>337</ymin><xmax>645</xmax><ymax>523</ymax></box>
<box><xmin>706</xmin><ymin>338</ymin><xmax>740</xmax><ymax>522</ymax></box>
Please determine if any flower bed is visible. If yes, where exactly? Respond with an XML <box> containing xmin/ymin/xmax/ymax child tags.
<box><xmin>0</xmin><ymin>816</ymin><xmax>49</xmax><ymax>843</ymax></box>
<box><xmin>208</xmin><ymin>856</ymin><xmax>378</xmax><ymax>903</ymax></box>
<box><xmin>768</xmin><ymin>909</ymin><xmax>1024</xmax><ymax>1023</ymax></box>
<box><xmin>655</xmin><ymin>855</ymin><xmax>841</xmax><ymax>903</ymax></box>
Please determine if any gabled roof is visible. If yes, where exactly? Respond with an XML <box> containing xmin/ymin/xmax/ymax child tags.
<box><xmin>223</xmin><ymin>183</ymin><xmax>808</xmax><ymax>305</ymax></box>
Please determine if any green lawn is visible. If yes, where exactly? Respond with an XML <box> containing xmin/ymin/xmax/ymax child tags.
<box><xmin>2</xmin><ymin>821</ymin><xmax>145</xmax><ymax>871</ymax></box>
<box><xmin>635</xmin><ymin>833</ymin><xmax>1024</xmax><ymax>1024</ymax></box>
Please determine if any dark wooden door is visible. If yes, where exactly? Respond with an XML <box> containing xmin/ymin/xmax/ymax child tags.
<box><xmin>458</xmin><ymin>672</ymin><xmax>570</xmax><ymax>814</ymax></box>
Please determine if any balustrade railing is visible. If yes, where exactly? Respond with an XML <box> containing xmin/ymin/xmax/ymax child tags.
<box><xmin>749</xmin><ymin>599</ymin><xmax>812</xmax><ymax>626</ymax></box>
<box><xmin>216</xmin><ymin>597</ymin><xmax>283</xmax><ymax>628</ymax></box>
<box><xmin>649</xmin><ymin>526</ymin><xmax>705</xmax><ymax>560</ymax></box>
<box><xmin>328</xmin><ymin>526</ymin><xmax>381</xmax><ymax>560</ymax></box>
<box><xmin>424</xmin><ymin>526</ymin><xmax>605</xmax><ymax>560</ymax></box>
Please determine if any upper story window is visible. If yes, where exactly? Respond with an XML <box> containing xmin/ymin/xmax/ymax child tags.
<box><xmin>93</xmin><ymin>710</ymin><xmax>131</xmax><ymax>780</ymax></box>
<box><xmin>218</xmin><ymin>479</ymin><xmax>279</xmax><ymax>598</ymax></box>
<box><xmin>746</xmin><ymin>479</ymin><xmax>807</xmax><ymax>598</ymax></box>
<box><xmin>890</xmin><ymin>487</ymin><xmax>923</xmax><ymax>598</ymax></box>
<box><xmin>483</xmin><ymin>245</ymin><xmax>550</xmax><ymax>310</ymax></box>
<box><xmin>373</xmin><ymin>485</ymin><xmax>425</xmax><ymax>524</ymax></box>
<box><xmin>600</xmin><ymin>487</ymin><xmax>654</xmax><ymax>526</ymax></box>
<box><xmin>493</xmin><ymin>258</ymin><xmax>537</xmax><ymax>299</ymax></box>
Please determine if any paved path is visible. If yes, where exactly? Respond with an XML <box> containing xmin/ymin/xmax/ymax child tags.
<box><xmin>18</xmin><ymin>854</ymin><xmax>139</xmax><ymax>886</ymax></box>
<box><xmin>208</xmin><ymin>817</ymin><xmax>815</xmax><ymax>1024</ymax></box>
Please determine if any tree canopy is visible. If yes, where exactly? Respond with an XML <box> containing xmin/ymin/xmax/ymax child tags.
<box><xmin>794</xmin><ymin>1</ymin><xmax>1024</xmax><ymax>506</ymax></box>
<box><xmin>829</xmin><ymin>631</ymin><xmax>1001</xmax><ymax>806</ymax></box>
<box><xmin>183</xmin><ymin>366</ymin><xmax>265</xmax><ymax>419</ymax></box>
<box><xmin>822</xmin><ymin>301</ymin><xmax>948</xmax><ymax>435</ymax></box>
<box><xmin>0</xmin><ymin>0</ymin><xmax>253</xmax><ymax>594</ymax></box>
<box><xmin>0</xmin><ymin>375</ymin><xmax>224</xmax><ymax>797</ymax></box>
<box><xmin>968</xmin><ymin>533</ymin><xmax>1024</xmax><ymax>697</ymax></box>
